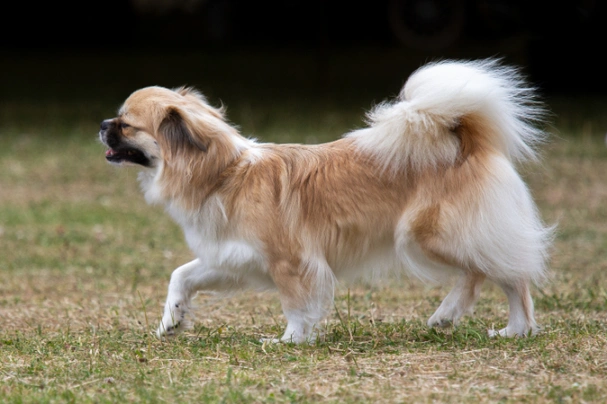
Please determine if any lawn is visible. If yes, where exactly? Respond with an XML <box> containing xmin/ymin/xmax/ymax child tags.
<box><xmin>1</xmin><ymin>49</ymin><xmax>606</xmax><ymax>403</ymax></box>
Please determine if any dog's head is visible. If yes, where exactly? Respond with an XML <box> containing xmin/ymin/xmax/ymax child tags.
<box><xmin>99</xmin><ymin>86</ymin><xmax>250</xmax><ymax>206</ymax></box>
<box><xmin>99</xmin><ymin>86</ymin><xmax>247</xmax><ymax>169</ymax></box>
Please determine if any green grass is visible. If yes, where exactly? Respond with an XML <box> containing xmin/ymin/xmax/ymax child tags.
<box><xmin>1</xmin><ymin>51</ymin><xmax>607</xmax><ymax>402</ymax></box>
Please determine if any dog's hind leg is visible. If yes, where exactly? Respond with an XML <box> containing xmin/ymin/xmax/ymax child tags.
<box><xmin>489</xmin><ymin>279</ymin><xmax>538</xmax><ymax>337</ymax></box>
<box><xmin>427</xmin><ymin>271</ymin><xmax>486</xmax><ymax>329</ymax></box>
<box><xmin>156</xmin><ymin>258</ymin><xmax>241</xmax><ymax>338</ymax></box>
<box><xmin>268</xmin><ymin>258</ymin><xmax>335</xmax><ymax>344</ymax></box>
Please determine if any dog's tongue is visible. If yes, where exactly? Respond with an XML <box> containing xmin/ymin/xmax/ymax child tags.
<box><xmin>105</xmin><ymin>149</ymin><xmax>116</xmax><ymax>157</ymax></box>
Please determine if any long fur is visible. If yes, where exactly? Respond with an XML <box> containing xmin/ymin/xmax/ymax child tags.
<box><xmin>99</xmin><ymin>58</ymin><xmax>553</xmax><ymax>343</ymax></box>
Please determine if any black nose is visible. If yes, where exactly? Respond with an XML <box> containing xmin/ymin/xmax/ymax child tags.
<box><xmin>100</xmin><ymin>120</ymin><xmax>112</xmax><ymax>131</ymax></box>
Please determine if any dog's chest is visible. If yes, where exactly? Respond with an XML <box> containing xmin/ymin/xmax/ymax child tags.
<box><xmin>170</xmin><ymin>201</ymin><xmax>270</xmax><ymax>283</ymax></box>
<box><xmin>187</xmin><ymin>226</ymin><xmax>264</xmax><ymax>266</ymax></box>
<box><xmin>147</xmin><ymin>186</ymin><xmax>274</xmax><ymax>286</ymax></box>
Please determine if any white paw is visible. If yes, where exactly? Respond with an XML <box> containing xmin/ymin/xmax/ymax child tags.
<box><xmin>259</xmin><ymin>338</ymin><xmax>281</xmax><ymax>344</ymax></box>
<box><xmin>487</xmin><ymin>328</ymin><xmax>503</xmax><ymax>338</ymax></box>
<box><xmin>156</xmin><ymin>306</ymin><xmax>187</xmax><ymax>338</ymax></box>
<box><xmin>488</xmin><ymin>327</ymin><xmax>531</xmax><ymax>338</ymax></box>
<box><xmin>427</xmin><ymin>317</ymin><xmax>455</xmax><ymax>329</ymax></box>
<box><xmin>427</xmin><ymin>310</ymin><xmax>460</xmax><ymax>328</ymax></box>
<box><xmin>156</xmin><ymin>320</ymin><xmax>182</xmax><ymax>338</ymax></box>
<box><xmin>281</xmin><ymin>330</ymin><xmax>319</xmax><ymax>344</ymax></box>
<box><xmin>259</xmin><ymin>331</ymin><xmax>319</xmax><ymax>345</ymax></box>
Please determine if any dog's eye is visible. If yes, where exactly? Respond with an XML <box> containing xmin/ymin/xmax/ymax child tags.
<box><xmin>120</xmin><ymin>122</ymin><xmax>130</xmax><ymax>129</ymax></box>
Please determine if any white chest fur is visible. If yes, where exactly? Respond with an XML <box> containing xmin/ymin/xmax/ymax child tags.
<box><xmin>138</xmin><ymin>169</ymin><xmax>271</xmax><ymax>289</ymax></box>
<box><xmin>170</xmin><ymin>196</ymin><xmax>271</xmax><ymax>289</ymax></box>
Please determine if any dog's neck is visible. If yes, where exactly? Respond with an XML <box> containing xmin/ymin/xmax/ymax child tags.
<box><xmin>139</xmin><ymin>139</ymin><xmax>252</xmax><ymax>214</ymax></box>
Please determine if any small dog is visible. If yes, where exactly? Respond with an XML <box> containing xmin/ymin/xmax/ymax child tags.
<box><xmin>99</xmin><ymin>59</ymin><xmax>553</xmax><ymax>343</ymax></box>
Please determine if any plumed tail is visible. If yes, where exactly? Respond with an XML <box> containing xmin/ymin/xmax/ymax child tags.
<box><xmin>347</xmin><ymin>59</ymin><xmax>547</xmax><ymax>172</ymax></box>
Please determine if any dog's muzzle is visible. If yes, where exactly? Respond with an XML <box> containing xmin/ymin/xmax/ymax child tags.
<box><xmin>98</xmin><ymin>119</ymin><xmax>151</xmax><ymax>167</ymax></box>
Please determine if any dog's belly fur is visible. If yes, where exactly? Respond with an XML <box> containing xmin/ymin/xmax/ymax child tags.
<box><xmin>184</xmin><ymin>221</ymin><xmax>404</xmax><ymax>291</ymax></box>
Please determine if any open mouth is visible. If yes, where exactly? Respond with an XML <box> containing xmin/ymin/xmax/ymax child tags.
<box><xmin>105</xmin><ymin>147</ymin><xmax>150</xmax><ymax>166</ymax></box>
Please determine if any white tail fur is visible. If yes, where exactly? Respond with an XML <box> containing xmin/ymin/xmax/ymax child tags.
<box><xmin>347</xmin><ymin>58</ymin><xmax>547</xmax><ymax>172</ymax></box>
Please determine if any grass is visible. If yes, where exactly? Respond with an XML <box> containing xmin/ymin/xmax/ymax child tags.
<box><xmin>1</xmin><ymin>50</ymin><xmax>607</xmax><ymax>403</ymax></box>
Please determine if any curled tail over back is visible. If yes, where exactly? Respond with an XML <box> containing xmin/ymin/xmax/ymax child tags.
<box><xmin>347</xmin><ymin>58</ymin><xmax>547</xmax><ymax>172</ymax></box>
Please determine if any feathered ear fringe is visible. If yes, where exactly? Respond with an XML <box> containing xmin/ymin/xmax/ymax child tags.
<box><xmin>158</xmin><ymin>107</ymin><xmax>209</xmax><ymax>162</ymax></box>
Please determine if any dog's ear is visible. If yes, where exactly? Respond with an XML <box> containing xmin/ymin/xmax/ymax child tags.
<box><xmin>158</xmin><ymin>107</ymin><xmax>209</xmax><ymax>159</ymax></box>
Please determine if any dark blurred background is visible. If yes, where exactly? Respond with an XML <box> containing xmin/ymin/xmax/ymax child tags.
<box><xmin>1</xmin><ymin>0</ymin><xmax>605</xmax><ymax>107</ymax></box>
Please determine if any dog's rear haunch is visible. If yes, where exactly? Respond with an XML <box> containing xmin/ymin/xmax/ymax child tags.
<box><xmin>99</xmin><ymin>59</ymin><xmax>553</xmax><ymax>343</ymax></box>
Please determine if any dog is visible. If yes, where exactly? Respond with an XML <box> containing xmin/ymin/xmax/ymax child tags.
<box><xmin>99</xmin><ymin>59</ymin><xmax>553</xmax><ymax>343</ymax></box>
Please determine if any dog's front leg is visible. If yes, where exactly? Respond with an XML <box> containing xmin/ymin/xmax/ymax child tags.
<box><xmin>156</xmin><ymin>258</ymin><xmax>238</xmax><ymax>338</ymax></box>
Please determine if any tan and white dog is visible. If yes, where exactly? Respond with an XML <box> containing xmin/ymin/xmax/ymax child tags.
<box><xmin>99</xmin><ymin>59</ymin><xmax>553</xmax><ymax>343</ymax></box>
